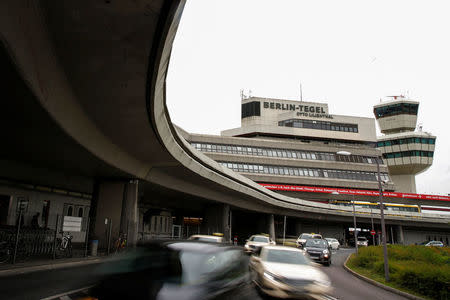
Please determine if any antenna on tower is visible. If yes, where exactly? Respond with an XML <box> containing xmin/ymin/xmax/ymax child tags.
<box><xmin>417</xmin><ymin>123</ymin><xmax>423</xmax><ymax>132</ymax></box>
<box><xmin>249</xmin><ymin>90</ymin><xmax>252</xmax><ymax>98</ymax></box>
<box><xmin>300</xmin><ymin>83</ymin><xmax>303</xmax><ymax>102</ymax></box>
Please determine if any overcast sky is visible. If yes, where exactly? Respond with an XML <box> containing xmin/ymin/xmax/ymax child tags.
<box><xmin>166</xmin><ymin>0</ymin><xmax>450</xmax><ymax>195</ymax></box>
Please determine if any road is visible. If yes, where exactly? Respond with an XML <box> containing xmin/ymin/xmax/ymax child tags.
<box><xmin>0</xmin><ymin>249</ymin><xmax>409</xmax><ymax>300</ymax></box>
<box><xmin>321</xmin><ymin>248</ymin><xmax>408</xmax><ymax>300</ymax></box>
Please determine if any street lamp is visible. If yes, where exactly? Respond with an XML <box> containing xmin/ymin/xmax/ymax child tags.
<box><xmin>332</xmin><ymin>151</ymin><xmax>361</xmax><ymax>255</ymax></box>
<box><xmin>331</xmin><ymin>190</ymin><xmax>358</xmax><ymax>253</ymax></box>
<box><xmin>376</xmin><ymin>158</ymin><xmax>390</xmax><ymax>282</ymax></box>
<box><xmin>336</xmin><ymin>150</ymin><xmax>389</xmax><ymax>280</ymax></box>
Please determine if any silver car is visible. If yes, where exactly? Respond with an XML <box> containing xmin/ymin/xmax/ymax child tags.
<box><xmin>250</xmin><ymin>245</ymin><xmax>332</xmax><ymax>299</ymax></box>
<box><xmin>244</xmin><ymin>234</ymin><xmax>275</xmax><ymax>252</ymax></box>
<box><xmin>325</xmin><ymin>238</ymin><xmax>340</xmax><ymax>250</ymax></box>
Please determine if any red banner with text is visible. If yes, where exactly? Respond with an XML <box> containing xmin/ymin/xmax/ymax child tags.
<box><xmin>259</xmin><ymin>183</ymin><xmax>450</xmax><ymax>202</ymax></box>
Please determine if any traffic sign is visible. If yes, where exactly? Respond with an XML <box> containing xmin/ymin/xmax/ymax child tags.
<box><xmin>370</xmin><ymin>230</ymin><xmax>376</xmax><ymax>236</ymax></box>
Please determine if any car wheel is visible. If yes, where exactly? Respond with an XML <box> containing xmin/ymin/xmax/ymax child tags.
<box><xmin>325</xmin><ymin>261</ymin><xmax>331</xmax><ymax>266</ymax></box>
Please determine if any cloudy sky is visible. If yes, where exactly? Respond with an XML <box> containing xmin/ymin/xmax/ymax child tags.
<box><xmin>166</xmin><ymin>0</ymin><xmax>450</xmax><ymax>195</ymax></box>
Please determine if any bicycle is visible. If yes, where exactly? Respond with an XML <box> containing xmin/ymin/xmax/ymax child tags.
<box><xmin>0</xmin><ymin>239</ymin><xmax>28</xmax><ymax>263</ymax></box>
<box><xmin>56</xmin><ymin>232</ymin><xmax>73</xmax><ymax>258</ymax></box>
<box><xmin>0</xmin><ymin>241</ymin><xmax>12</xmax><ymax>263</ymax></box>
<box><xmin>114</xmin><ymin>233</ymin><xmax>127</xmax><ymax>253</ymax></box>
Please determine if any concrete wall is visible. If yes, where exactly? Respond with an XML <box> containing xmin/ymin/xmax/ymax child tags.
<box><xmin>0</xmin><ymin>185</ymin><xmax>90</xmax><ymax>242</ymax></box>
<box><xmin>403</xmin><ymin>228</ymin><xmax>450</xmax><ymax>245</ymax></box>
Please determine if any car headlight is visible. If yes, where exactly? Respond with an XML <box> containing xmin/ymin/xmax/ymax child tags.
<box><xmin>244</xmin><ymin>244</ymin><xmax>250</xmax><ymax>249</ymax></box>
<box><xmin>323</xmin><ymin>249</ymin><xmax>329</xmax><ymax>254</ymax></box>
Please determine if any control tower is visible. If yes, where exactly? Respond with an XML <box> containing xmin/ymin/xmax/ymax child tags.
<box><xmin>373</xmin><ymin>96</ymin><xmax>436</xmax><ymax>193</ymax></box>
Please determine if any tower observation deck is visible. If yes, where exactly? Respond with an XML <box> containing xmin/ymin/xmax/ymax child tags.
<box><xmin>373</xmin><ymin>96</ymin><xmax>436</xmax><ymax>193</ymax></box>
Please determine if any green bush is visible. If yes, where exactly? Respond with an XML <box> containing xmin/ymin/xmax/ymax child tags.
<box><xmin>348</xmin><ymin>245</ymin><xmax>450</xmax><ymax>299</ymax></box>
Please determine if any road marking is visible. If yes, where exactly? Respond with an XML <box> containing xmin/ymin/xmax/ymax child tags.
<box><xmin>40</xmin><ymin>285</ymin><xmax>94</xmax><ymax>300</ymax></box>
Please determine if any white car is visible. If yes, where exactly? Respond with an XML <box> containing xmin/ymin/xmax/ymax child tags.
<box><xmin>325</xmin><ymin>238</ymin><xmax>340</xmax><ymax>250</ymax></box>
<box><xmin>356</xmin><ymin>236</ymin><xmax>368</xmax><ymax>247</ymax></box>
<box><xmin>296</xmin><ymin>233</ymin><xmax>322</xmax><ymax>248</ymax></box>
<box><xmin>250</xmin><ymin>245</ymin><xmax>332</xmax><ymax>298</ymax></box>
<box><xmin>244</xmin><ymin>235</ymin><xmax>275</xmax><ymax>252</ymax></box>
<box><xmin>188</xmin><ymin>234</ymin><xmax>223</xmax><ymax>243</ymax></box>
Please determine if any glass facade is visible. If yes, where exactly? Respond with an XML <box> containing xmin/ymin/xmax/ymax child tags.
<box><xmin>278</xmin><ymin>119</ymin><xmax>358</xmax><ymax>133</ymax></box>
<box><xmin>374</xmin><ymin>103</ymin><xmax>419</xmax><ymax>119</ymax></box>
<box><xmin>191</xmin><ymin>142</ymin><xmax>383</xmax><ymax>164</ymax></box>
<box><xmin>383</xmin><ymin>151</ymin><xmax>434</xmax><ymax>159</ymax></box>
<box><xmin>218</xmin><ymin>161</ymin><xmax>390</xmax><ymax>182</ymax></box>
<box><xmin>377</xmin><ymin>137</ymin><xmax>436</xmax><ymax>147</ymax></box>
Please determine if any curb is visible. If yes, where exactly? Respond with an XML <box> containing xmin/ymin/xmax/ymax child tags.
<box><xmin>0</xmin><ymin>257</ymin><xmax>107</xmax><ymax>277</ymax></box>
<box><xmin>343</xmin><ymin>254</ymin><xmax>425</xmax><ymax>300</ymax></box>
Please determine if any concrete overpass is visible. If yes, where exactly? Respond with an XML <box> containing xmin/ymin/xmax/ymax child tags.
<box><xmin>0</xmin><ymin>1</ymin><xmax>448</xmax><ymax>246</ymax></box>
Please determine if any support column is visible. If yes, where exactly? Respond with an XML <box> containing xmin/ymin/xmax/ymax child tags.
<box><xmin>120</xmin><ymin>180</ymin><xmax>138</xmax><ymax>246</ymax></box>
<box><xmin>89</xmin><ymin>180</ymin><xmax>138</xmax><ymax>250</ymax></box>
<box><xmin>223</xmin><ymin>204</ymin><xmax>231</xmax><ymax>243</ymax></box>
<box><xmin>268</xmin><ymin>214</ymin><xmax>275</xmax><ymax>241</ymax></box>
<box><xmin>397</xmin><ymin>225</ymin><xmax>404</xmax><ymax>245</ymax></box>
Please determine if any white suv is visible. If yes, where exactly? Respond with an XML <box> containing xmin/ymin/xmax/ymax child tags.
<box><xmin>356</xmin><ymin>236</ymin><xmax>368</xmax><ymax>247</ymax></box>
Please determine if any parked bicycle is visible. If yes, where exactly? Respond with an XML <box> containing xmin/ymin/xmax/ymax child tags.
<box><xmin>0</xmin><ymin>239</ymin><xmax>27</xmax><ymax>263</ymax></box>
<box><xmin>56</xmin><ymin>232</ymin><xmax>73</xmax><ymax>258</ymax></box>
<box><xmin>0</xmin><ymin>241</ymin><xmax>12</xmax><ymax>263</ymax></box>
<box><xmin>114</xmin><ymin>233</ymin><xmax>127</xmax><ymax>253</ymax></box>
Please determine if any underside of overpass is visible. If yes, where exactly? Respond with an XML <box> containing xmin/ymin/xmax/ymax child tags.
<box><xmin>0</xmin><ymin>0</ymin><xmax>448</xmax><ymax>247</ymax></box>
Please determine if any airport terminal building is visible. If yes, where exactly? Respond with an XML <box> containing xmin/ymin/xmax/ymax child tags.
<box><xmin>181</xmin><ymin>95</ymin><xmax>448</xmax><ymax>244</ymax></box>
<box><xmin>184</xmin><ymin>96</ymin><xmax>394</xmax><ymax>198</ymax></box>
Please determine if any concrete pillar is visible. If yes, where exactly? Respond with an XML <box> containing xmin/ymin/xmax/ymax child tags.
<box><xmin>203</xmin><ymin>203</ymin><xmax>230</xmax><ymax>241</ymax></box>
<box><xmin>89</xmin><ymin>180</ymin><xmax>138</xmax><ymax>250</ymax></box>
<box><xmin>268</xmin><ymin>214</ymin><xmax>275</xmax><ymax>241</ymax></box>
<box><xmin>223</xmin><ymin>204</ymin><xmax>231</xmax><ymax>243</ymax></box>
<box><xmin>120</xmin><ymin>180</ymin><xmax>138</xmax><ymax>246</ymax></box>
<box><xmin>390</xmin><ymin>226</ymin><xmax>395</xmax><ymax>244</ymax></box>
<box><xmin>397</xmin><ymin>225</ymin><xmax>404</xmax><ymax>245</ymax></box>
<box><xmin>295</xmin><ymin>222</ymin><xmax>302</xmax><ymax>237</ymax></box>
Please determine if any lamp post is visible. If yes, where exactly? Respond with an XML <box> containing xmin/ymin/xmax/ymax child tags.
<box><xmin>370</xmin><ymin>206</ymin><xmax>376</xmax><ymax>246</ymax></box>
<box><xmin>376</xmin><ymin>158</ymin><xmax>390</xmax><ymax>282</ymax></box>
<box><xmin>335</xmin><ymin>151</ymin><xmax>358</xmax><ymax>254</ymax></box>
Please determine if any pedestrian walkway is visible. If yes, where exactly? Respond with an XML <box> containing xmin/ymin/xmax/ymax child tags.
<box><xmin>0</xmin><ymin>254</ymin><xmax>108</xmax><ymax>277</ymax></box>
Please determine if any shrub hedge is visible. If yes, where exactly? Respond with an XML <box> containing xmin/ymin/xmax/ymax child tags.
<box><xmin>348</xmin><ymin>245</ymin><xmax>450</xmax><ymax>299</ymax></box>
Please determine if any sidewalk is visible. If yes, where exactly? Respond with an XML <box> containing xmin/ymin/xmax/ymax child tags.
<box><xmin>0</xmin><ymin>254</ymin><xmax>109</xmax><ymax>277</ymax></box>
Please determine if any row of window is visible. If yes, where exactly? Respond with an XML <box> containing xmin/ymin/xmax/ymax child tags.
<box><xmin>377</xmin><ymin>137</ymin><xmax>436</xmax><ymax>147</ymax></box>
<box><xmin>383</xmin><ymin>151</ymin><xmax>434</xmax><ymax>159</ymax></box>
<box><xmin>218</xmin><ymin>161</ymin><xmax>390</xmax><ymax>182</ymax></box>
<box><xmin>191</xmin><ymin>142</ymin><xmax>383</xmax><ymax>165</ymax></box>
<box><xmin>278</xmin><ymin>119</ymin><xmax>359</xmax><ymax>133</ymax></box>
<box><xmin>374</xmin><ymin>103</ymin><xmax>419</xmax><ymax>119</ymax></box>
<box><xmin>334</xmin><ymin>202</ymin><xmax>419</xmax><ymax>212</ymax></box>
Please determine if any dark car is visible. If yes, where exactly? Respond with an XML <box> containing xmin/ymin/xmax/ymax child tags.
<box><xmin>303</xmin><ymin>239</ymin><xmax>332</xmax><ymax>266</ymax></box>
<box><xmin>91</xmin><ymin>240</ymin><xmax>250</xmax><ymax>300</ymax></box>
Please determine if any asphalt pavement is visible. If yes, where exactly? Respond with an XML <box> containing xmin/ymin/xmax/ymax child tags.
<box><xmin>321</xmin><ymin>248</ymin><xmax>408</xmax><ymax>300</ymax></box>
<box><xmin>0</xmin><ymin>248</ymin><xmax>410</xmax><ymax>300</ymax></box>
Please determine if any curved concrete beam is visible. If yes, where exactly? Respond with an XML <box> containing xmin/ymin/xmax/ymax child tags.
<box><xmin>0</xmin><ymin>0</ymin><xmax>448</xmax><ymax>226</ymax></box>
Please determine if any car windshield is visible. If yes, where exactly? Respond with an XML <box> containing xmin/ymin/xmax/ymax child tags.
<box><xmin>305</xmin><ymin>239</ymin><xmax>328</xmax><ymax>248</ymax></box>
<box><xmin>263</xmin><ymin>249</ymin><xmax>309</xmax><ymax>265</ymax></box>
<box><xmin>326</xmin><ymin>238</ymin><xmax>337</xmax><ymax>243</ymax></box>
<box><xmin>251</xmin><ymin>236</ymin><xmax>269</xmax><ymax>243</ymax></box>
<box><xmin>300</xmin><ymin>234</ymin><xmax>312</xmax><ymax>239</ymax></box>
<box><xmin>358</xmin><ymin>237</ymin><xmax>367</xmax><ymax>241</ymax></box>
